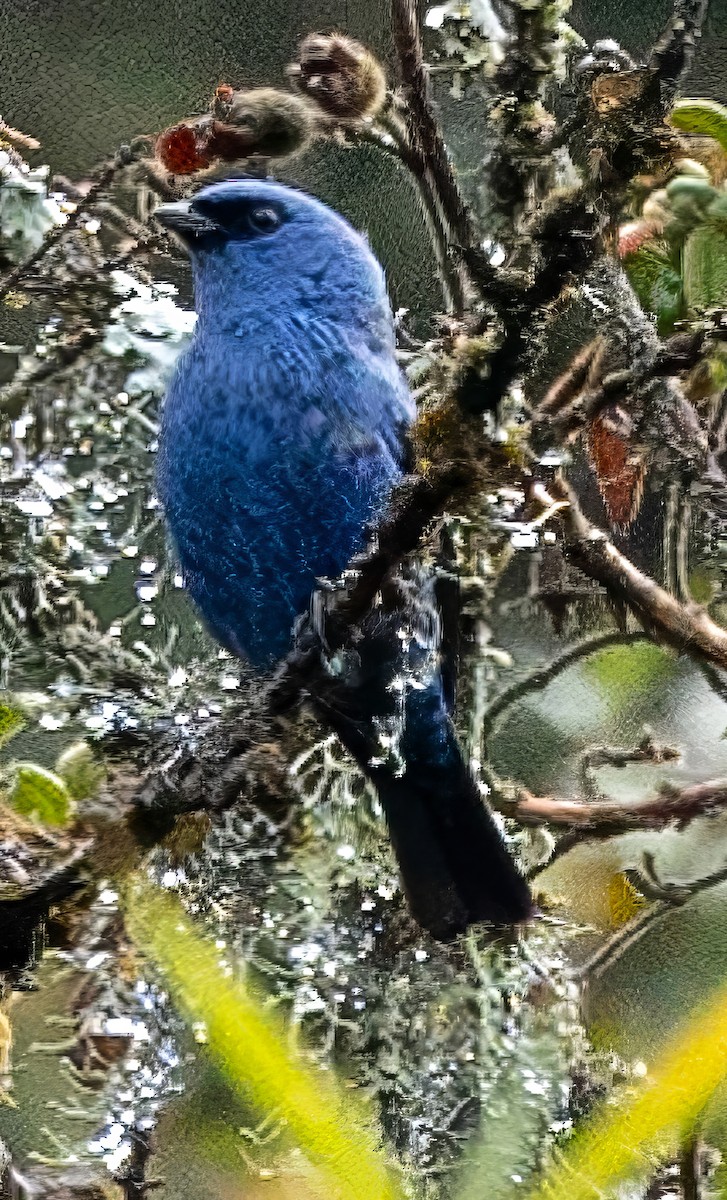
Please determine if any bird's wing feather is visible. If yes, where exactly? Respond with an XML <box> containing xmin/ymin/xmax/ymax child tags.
<box><xmin>158</xmin><ymin>336</ymin><xmax>410</xmax><ymax>663</ymax></box>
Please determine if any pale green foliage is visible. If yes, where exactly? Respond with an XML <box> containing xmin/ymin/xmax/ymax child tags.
<box><xmin>8</xmin><ymin>763</ymin><xmax>74</xmax><ymax>826</ymax></box>
<box><xmin>125</xmin><ymin>878</ymin><xmax>409</xmax><ymax>1200</ymax></box>
<box><xmin>55</xmin><ymin>741</ymin><xmax>105</xmax><ymax>801</ymax></box>
<box><xmin>526</xmin><ymin>978</ymin><xmax>727</xmax><ymax>1199</ymax></box>
<box><xmin>670</xmin><ymin>98</ymin><xmax>727</xmax><ymax>154</ymax></box>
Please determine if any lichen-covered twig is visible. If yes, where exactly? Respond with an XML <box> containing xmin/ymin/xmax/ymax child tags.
<box><xmin>487</xmin><ymin>0</ymin><xmax>564</xmax><ymax>230</ymax></box>
<box><xmin>649</xmin><ymin>0</ymin><xmax>709</xmax><ymax>97</ymax></box>
<box><xmin>0</xmin><ymin>149</ymin><xmax>137</xmax><ymax>304</ymax></box>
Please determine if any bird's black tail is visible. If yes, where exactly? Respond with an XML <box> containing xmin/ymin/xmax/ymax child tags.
<box><xmin>312</xmin><ymin>662</ymin><xmax>532</xmax><ymax>942</ymax></box>
<box><xmin>373</xmin><ymin>686</ymin><xmax>532</xmax><ymax>941</ymax></box>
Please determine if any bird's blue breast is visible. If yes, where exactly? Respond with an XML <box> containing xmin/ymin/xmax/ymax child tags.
<box><xmin>157</xmin><ymin>321</ymin><xmax>411</xmax><ymax>665</ymax></box>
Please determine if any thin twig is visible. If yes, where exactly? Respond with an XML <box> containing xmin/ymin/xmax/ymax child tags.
<box><xmin>582</xmin><ymin>737</ymin><xmax>680</xmax><ymax>771</ymax></box>
<box><xmin>578</xmin><ymin>853</ymin><xmax>727</xmax><ymax>981</ymax></box>
<box><xmin>576</xmin><ymin>902</ymin><xmax>668</xmax><ymax>980</ymax></box>
<box><xmin>0</xmin><ymin>155</ymin><xmax>125</xmax><ymax>303</ymax></box>
<box><xmin>482</xmin><ymin>630</ymin><xmax>650</xmax><ymax>736</ymax></box>
<box><xmin>391</xmin><ymin>0</ymin><xmax>503</xmax><ymax>311</ymax></box>
<box><xmin>513</xmin><ymin>777</ymin><xmax>727</xmax><ymax>835</ymax></box>
<box><xmin>357</xmin><ymin>120</ymin><xmax>465</xmax><ymax>312</ymax></box>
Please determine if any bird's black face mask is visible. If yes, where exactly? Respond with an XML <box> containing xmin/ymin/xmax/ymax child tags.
<box><xmin>155</xmin><ymin>195</ymin><xmax>284</xmax><ymax>250</ymax></box>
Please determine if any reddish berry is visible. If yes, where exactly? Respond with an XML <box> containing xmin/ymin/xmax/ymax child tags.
<box><xmin>156</xmin><ymin>123</ymin><xmax>213</xmax><ymax>174</ymax></box>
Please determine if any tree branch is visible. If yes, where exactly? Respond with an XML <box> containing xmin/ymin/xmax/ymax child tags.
<box><xmin>513</xmin><ymin>777</ymin><xmax>727</xmax><ymax>836</ymax></box>
<box><xmin>551</xmin><ymin>477</ymin><xmax>727</xmax><ymax>671</ymax></box>
<box><xmin>649</xmin><ymin>0</ymin><xmax>709</xmax><ymax>97</ymax></box>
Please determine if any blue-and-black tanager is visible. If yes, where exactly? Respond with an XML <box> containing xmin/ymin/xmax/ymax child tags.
<box><xmin>155</xmin><ymin>178</ymin><xmax>532</xmax><ymax>940</ymax></box>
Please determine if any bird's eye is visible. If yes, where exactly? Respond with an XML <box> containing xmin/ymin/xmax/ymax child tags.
<box><xmin>248</xmin><ymin>205</ymin><xmax>281</xmax><ymax>234</ymax></box>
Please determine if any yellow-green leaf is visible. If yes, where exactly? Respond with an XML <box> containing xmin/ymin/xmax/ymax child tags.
<box><xmin>0</xmin><ymin>702</ymin><xmax>25</xmax><ymax>748</ymax></box>
<box><xmin>124</xmin><ymin>878</ymin><xmax>408</xmax><ymax>1200</ymax></box>
<box><xmin>9</xmin><ymin>764</ymin><xmax>73</xmax><ymax>826</ymax></box>
<box><xmin>683</xmin><ymin>225</ymin><xmax>727</xmax><ymax>311</ymax></box>
<box><xmin>55</xmin><ymin>741</ymin><xmax>104</xmax><ymax>801</ymax></box>
<box><xmin>671</xmin><ymin>98</ymin><xmax>727</xmax><ymax>154</ymax></box>
<box><xmin>527</xmin><ymin>977</ymin><xmax>727</xmax><ymax>1199</ymax></box>
<box><xmin>624</xmin><ymin>241</ymin><xmax>684</xmax><ymax>335</ymax></box>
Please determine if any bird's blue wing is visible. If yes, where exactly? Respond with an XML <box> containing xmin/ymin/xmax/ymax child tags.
<box><xmin>157</xmin><ymin>337</ymin><xmax>411</xmax><ymax>664</ymax></box>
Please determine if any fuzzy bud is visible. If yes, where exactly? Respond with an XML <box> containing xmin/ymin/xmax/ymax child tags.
<box><xmin>210</xmin><ymin>87</ymin><xmax>313</xmax><ymax>157</ymax></box>
<box><xmin>288</xmin><ymin>33</ymin><xmax>387</xmax><ymax>121</ymax></box>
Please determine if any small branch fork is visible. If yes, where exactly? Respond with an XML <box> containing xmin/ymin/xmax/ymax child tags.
<box><xmin>0</xmin><ymin>138</ymin><xmax>163</xmax><ymax>306</ymax></box>
<box><xmin>0</xmin><ymin>158</ymin><xmax>119</xmax><ymax>304</ymax></box>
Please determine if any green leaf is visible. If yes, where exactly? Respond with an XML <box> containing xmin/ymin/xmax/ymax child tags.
<box><xmin>664</xmin><ymin>175</ymin><xmax>719</xmax><ymax>241</ymax></box>
<box><xmin>624</xmin><ymin>242</ymin><xmax>684</xmax><ymax>335</ymax></box>
<box><xmin>8</xmin><ymin>764</ymin><xmax>74</xmax><ymax>826</ymax></box>
<box><xmin>54</xmin><ymin>741</ymin><xmax>104</xmax><ymax>802</ymax></box>
<box><xmin>670</xmin><ymin>98</ymin><xmax>727</xmax><ymax>155</ymax></box>
<box><xmin>704</xmin><ymin>191</ymin><xmax>727</xmax><ymax>233</ymax></box>
<box><xmin>683</xmin><ymin>225</ymin><xmax>727</xmax><ymax>311</ymax></box>
<box><xmin>584</xmin><ymin>641</ymin><xmax>676</xmax><ymax>694</ymax></box>
<box><xmin>709</xmin><ymin>345</ymin><xmax>727</xmax><ymax>393</ymax></box>
<box><xmin>0</xmin><ymin>702</ymin><xmax>25</xmax><ymax>748</ymax></box>
<box><xmin>124</xmin><ymin>879</ymin><xmax>408</xmax><ymax>1200</ymax></box>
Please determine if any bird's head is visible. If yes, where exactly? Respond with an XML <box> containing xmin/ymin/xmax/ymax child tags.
<box><xmin>155</xmin><ymin>179</ymin><xmax>391</xmax><ymax>338</ymax></box>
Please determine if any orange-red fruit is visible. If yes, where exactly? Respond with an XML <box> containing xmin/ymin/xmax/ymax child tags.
<box><xmin>156</xmin><ymin>123</ymin><xmax>214</xmax><ymax>174</ymax></box>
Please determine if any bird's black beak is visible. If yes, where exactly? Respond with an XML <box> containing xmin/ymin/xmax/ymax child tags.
<box><xmin>154</xmin><ymin>200</ymin><xmax>219</xmax><ymax>243</ymax></box>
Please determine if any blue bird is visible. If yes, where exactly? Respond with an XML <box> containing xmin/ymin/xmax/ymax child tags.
<box><xmin>155</xmin><ymin>179</ymin><xmax>531</xmax><ymax>939</ymax></box>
